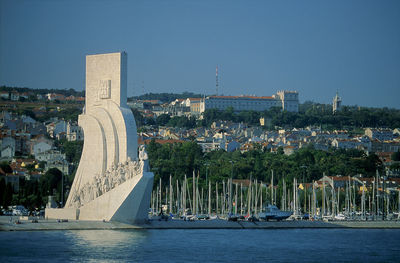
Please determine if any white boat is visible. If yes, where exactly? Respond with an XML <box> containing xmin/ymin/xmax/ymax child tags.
<box><xmin>258</xmin><ymin>205</ymin><xmax>293</xmax><ymax>221</ymax></box>
<box><xmin>334</xmin><ymin>213</ymin><xmax>346</xmax><ymax>221</ymax></box>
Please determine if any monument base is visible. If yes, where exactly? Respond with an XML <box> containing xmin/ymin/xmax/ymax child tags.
<box><xmin>45</xmin><ymin>172</ymin><xmax>153</xmax><ymax>224</ymax></box>
<box><xmin>45</xmin><ymin>208</ymin><xmax>79</xmax><ymax>220</ymax></box>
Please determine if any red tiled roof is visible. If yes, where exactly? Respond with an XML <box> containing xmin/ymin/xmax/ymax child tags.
<box><xmin>232</xmin><ymin>179</ymin><xmax>251</xmax><ymax>187</ymax></box>
<box><xmin>210</xmin><ymin>95</ymin><xmax>274</xmax><ymax>99</ymax></box>
<box><xmin>138</xmin><ymin>137</ymin><xmax>184</xmax><ymax>145</ymax></box>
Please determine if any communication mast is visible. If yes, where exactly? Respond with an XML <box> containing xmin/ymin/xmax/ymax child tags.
<box><xmin>216</xmin><ymin>65</ymin><xmax>219</xmax><ymax>96</ymax></box>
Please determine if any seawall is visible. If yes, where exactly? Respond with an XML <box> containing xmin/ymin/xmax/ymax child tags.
<box><xmin>1</xmin><ymin>216</ymin><xmax>400</xmax><ymax>231</ymax></box>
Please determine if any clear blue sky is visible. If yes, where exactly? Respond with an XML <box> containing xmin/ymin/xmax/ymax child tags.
<box><xmin>1</xmin><ymin>0</ymin><xmax>399</xmax><ymax>108</ymax></box>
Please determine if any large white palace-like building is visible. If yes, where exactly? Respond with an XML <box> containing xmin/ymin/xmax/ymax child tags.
<box><xmin>195</xmin><ymin>90</ymin><xmax>299</xmax><ymax>114</ymax></box>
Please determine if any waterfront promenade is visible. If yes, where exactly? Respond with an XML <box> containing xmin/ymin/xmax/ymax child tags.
<box><xmin>1</xmin><ymin>216</ymin><xmax>400</xmax><ymax>231</ymax></box>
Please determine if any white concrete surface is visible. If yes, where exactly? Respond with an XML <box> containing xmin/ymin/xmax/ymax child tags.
<box><xmin>46</xmin><ymin>52</ymin><xmax>153</xmax><ymax>224</ymax></box>
<box><xmin>2</xmin><ymin>216</ymin><xmax>400</xmax><ymax>231</ymax></box>
<box><xmin>45</xmin><ymin>208</ymin><xmax>79</xmax><ymax>220</ymax></box>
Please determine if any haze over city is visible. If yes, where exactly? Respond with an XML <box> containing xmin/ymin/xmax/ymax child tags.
<box><xmin>0</xmin><ymin>0</ymin><xmax>399</xmax><ymax>108</ymax></box>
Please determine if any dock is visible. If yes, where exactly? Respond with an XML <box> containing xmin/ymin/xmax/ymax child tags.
<box><xmin>1</xmin><ymin>216</ymin><xmax>400</xmax><ymax>231</ymax></box>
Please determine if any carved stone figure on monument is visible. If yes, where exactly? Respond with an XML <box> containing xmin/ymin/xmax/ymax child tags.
<box><xmin>139</xmin><ymin>145</ymin><xmax>150</xmax><ymax>172</ymax></box>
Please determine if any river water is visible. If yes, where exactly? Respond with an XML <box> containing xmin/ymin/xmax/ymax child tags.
<box><xmin>1</xmin><ymin>229</ymin><xmax>399</xmax><ymax>262</ymax></box>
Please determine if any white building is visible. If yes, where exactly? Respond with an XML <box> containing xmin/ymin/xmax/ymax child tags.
<box><xmin>221</xmin><ymin>140</ymin><xmax>241</xmax><ymax>152</ymax></box>
<box><xmin>46</xmin><ymin>120</ymin><xmax>67</xmax><ymax>138</ymax></box>
<box><xmin>32</xmin><ymin>141</ymin><xmax>52</xmax><ymax>156</ymax></box>
<box><xmin>0</xmin><ymin>91</ymin><xmax>9</xmax><ymax>100</ymax></box>
<box><xmin>10</xmin><ymin>92</ymin><xmax>19</xmax><ymax>101</ymax></box>
<box><xmin>331</xmin><ymin>139</ymin><xmax>361</xmax><ymax>150</ymax></box>
<box><xmin>199</xmin><ymin>90</ymin><xmax>299</xmax><ymax>113</ymax></box>
<box><xmin>202</xmin><ymin>95</ymin><xmax>278</xmax><ymax>112</ymax></box>
<box><xmin>66</xmin><ymin>122</ymin><xmax>83</xmax><ymax>141</ymax></box>
<box><xmin>36</xmin><ymin>149</ymin><xmax>66</xmax><ymax>163</ymax></box>
<box><xmin>276</xmin><ymin>91</ymin><xmax>299</xmax><ymax>112</ymax></box>
<box><xmin>365</xmin><ymin>128</ymin><xmax>393</xmax><ymax>141</ymax></box>
<box><xmin>45</xmin><ymin>160</ymin><xmax>70</xmax><ymax>175</ymax></box>
<box><xmin>1</xmin><ymin>145</ymin><xmax>15</xmax><ymax>158</ymax></box>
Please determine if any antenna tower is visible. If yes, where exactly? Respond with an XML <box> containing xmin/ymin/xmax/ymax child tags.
<box><xmin>216</xmin><ymin>65</ymin><xmax>219</xmax><ymax>96</ymax></box>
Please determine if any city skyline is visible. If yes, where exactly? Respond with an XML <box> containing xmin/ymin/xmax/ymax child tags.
<box><xmin>1</xmin><ymin>0</ymin><xmax>399</xmax><ymax>108</ymax></box>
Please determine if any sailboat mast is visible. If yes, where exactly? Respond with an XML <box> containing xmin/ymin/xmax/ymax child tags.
<box><xmin>248</xmin><ymin>179</ymin><xmax>252</xmax><ymax>216</ymax></box>
<box><xmin>208</xmin><ymin>181</ymin><xmax>211</xmax><ymax>215</ymax></box>
<box><xmin>192</xmin><ymin>171</ymin><xmax>195</xmax><ymax>215</ymax></box>
<box><xmin>235</xmin><ymin>183</ymin><xmax>238</xmax><ymax>215</ymax></box>
<box><xmin>240</xmin><ymin>183</ymin><xmax>243</xmax><ymax>215</ymax></box>
<box><xmin>176</xmin><ymin>180</ymin><xmax>179</xmax><ymax>215</ymax></box>
<box><xmin>183</xmin><ymin>175</ymin><xmax>187</xmax><ymax>214</ymax></box>
<box><xmin>169</xmin><ymin>175</ymin><xmax>172</xmax><ymax>214</ymax></box>
<box><xmin>322</xmin><ymin>176</ymin><xmax>325</xmax><ymax>216</ymax></box>
<box><xmin>216</xmin><ymin>182</ymin><xmax>219</xmax><ymax>216</ymax></box>
<box><xmin>229</xmin><ymin>178</ymin><xmax>233</xmax><ymax>215</ymax></box>
<box><xmin>222</xmin><ymin>180</ymin><xmax>226</xmax><ymax>216</ymax></box>
<box><xmin>293</xmin><ymin>178</ymin><xmax>296</xmax><ymax>215</ymax></box>
<box><xmin>271</xmin><ymin>170</ymin><xmax>274</xmax><ymax>205</ymax></box>
<box><xmin>260</xmin><ymin>182</ymin><xmax>263</xmax><ymax>213</ymax></box>
<box><xmin>283</xmin><ymin>178</ymin><xmax>286</xmax><ymax>210</ymax></box>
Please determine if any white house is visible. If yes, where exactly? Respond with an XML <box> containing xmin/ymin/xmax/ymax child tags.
<box><xmin>33</xmin><ymin>141</ymin><xmax>52</xmax><ymax>156</ymax></box>
<box><xmin>1</xmin><ymin>145</ymin><xmax>15</xmax><ymax>158</ymax></box>
<box><xmin>66</xmin><ymin>122</ymin><xmax>83</xmax><ymax>141</ymax></box>
<box><xmin>331</xmin><ymin>139</ymin><xmax>361</xmax><ymax>150</ymax></box>
<box><xmin>36</xmin><ymin>149</ymin><xmax>66</xmax><ymax>163</ymax></box>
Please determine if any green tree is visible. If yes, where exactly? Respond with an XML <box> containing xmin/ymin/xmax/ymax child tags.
<box><xmin>156</xmin><ymin>114</ymin><xmax>171</xmax><ymax>126</ymax></box>
<box><xmin>39</xmin><ymin>168</ymin><xmax>63</xmax><ymax>202</ymax></box>
<box><xmin>131</xmin><ymin>108</ymin><xmax>144</xmax><ymax>127</ymax></box>
<box><xmin>60</xmin><ymin>140</ymin><xmax>83</xmax><ymax>163</ymax></box>
<box><xmin>0</xmin><ymin>178</ymin><xmax>5</xmax><ymax>206</ymax></box>
<box><xmin>3</xmin><ymin>182</ymin><xmax>14</xmax><ymax>207</ymax></box>
<box><xmin>0</xmin><ymin>161</ymin><xmax>12</xmax><ymax>173</ymax></box>
<box><xmin>167</xmin><ymin>116</ymin><xmax>196</xmax><ymax>128</ymax></box>
<box><xmin>392</xmin><ymin>151</ymin><xmax>400</xmax><ymax>162</ymax></box>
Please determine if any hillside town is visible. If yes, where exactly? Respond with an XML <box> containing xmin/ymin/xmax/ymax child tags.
<box><xmin>1</xmin><ymin>87</ymin><xmax>400</xmax><ymax>215</ymax></box>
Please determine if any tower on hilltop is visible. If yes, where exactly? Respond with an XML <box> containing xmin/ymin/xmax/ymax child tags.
<box><xmin>332</xmin><ymin>91</ymin><xmax>342</xmax><ymax>114</ymax></box>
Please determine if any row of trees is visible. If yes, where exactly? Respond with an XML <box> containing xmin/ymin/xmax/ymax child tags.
<box><xmin>6</xmin><ymin>88</ymin><xmax>400</xmax><ymax>130</ymax></box>
<box><xmin>146</xmin><ymin>140</ymin><xmax>385</xmax><ymax>191</ymax></box>
<box><xmin>2</xmin><ymin>140</ymin><xmax>395</xmax><ymax>211</ymax></box>
<box><xmin>130</xmin><ymin>92</ymin><xmax>203</xmax><ymax>103</ymax></box>
<box><xmin>0</xmin><ymin>86</ymin><xmax>85</xmax><ymax>97</ymax></box>
<box><xmin>147</xmin><ymin>141</ymin><xmax>400</xmax><ymax>214</ymax></box>
<box><xmin>132</xmin><ymin>103</ymin><xmax>400</xmax><ymax>130</ymax></box>
<box><xmin>132</xmin><ymin>110</ymin><xmax>198</xmax><ymax>129</ymax></box>
<box><xmin>0</xmin><ymin>139</ymin><xmax>83</xmax><ymax>211</ymax></box>
<box><xmin>201</xmin><ymin>103</ymin><xmax>400</xmax><ymax>129</ymax></box>
<box><xmin>0</xmin><ymin>168</ymin><xmax>70</xmax><ymax>210</ymax></box>
<box><xmin>3</xmin><ymin>88</ymin><xmax>400</xmax><ymax>129</ymax></box>
<box><xmin>4</xmin><ymin>102</ymin><xmax>83</xmax><ymax>123</ymax></box>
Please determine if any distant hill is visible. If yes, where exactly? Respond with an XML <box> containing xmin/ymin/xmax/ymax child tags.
<box><xmin>0</xmin><ymin>86</ymin><xmax>84</xmax><ymax>97</ymax></box>
<box><xmin>129</xmin><ymin>92</ymin><xmax>204</xmax><ymax>103</ymax></box>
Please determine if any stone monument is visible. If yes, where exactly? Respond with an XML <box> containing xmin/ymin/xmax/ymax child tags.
<box><xmin>46</xmin><ymin>52</ymin><xmax>154</xmax><ymax>224</ymax></box>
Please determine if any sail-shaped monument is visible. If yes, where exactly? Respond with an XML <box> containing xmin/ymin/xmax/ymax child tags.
<box><xmin>46</xmin><ymin>52</ymin><xmax>154</xmax><ymax>224</ymax></box>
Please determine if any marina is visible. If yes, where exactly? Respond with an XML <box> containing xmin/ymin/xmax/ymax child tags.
<box><xmin>148</xmin><ymin>171</ymin><xmax>400</xmax><ymax>223</ymax></box>
<box><xmin>3</xmin><ymin>169</ymin><xmax>400</xmax><ymax>231</ymax></box>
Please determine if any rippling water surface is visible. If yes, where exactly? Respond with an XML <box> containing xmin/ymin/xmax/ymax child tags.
<box><xmin>1</xmin><ymin>229</ymin><xmax>400</xmax><ymax>262</ymax></box>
